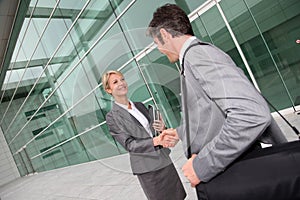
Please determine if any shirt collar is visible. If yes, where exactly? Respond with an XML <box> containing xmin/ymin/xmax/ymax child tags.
<box><xmin>115</xmin><ymin>100</ymin><xmax>134</xmax><ymax>110</ymax></box>
<box><xmin>179</xmin><ymin>36</ymin><xmax>197</xmax><ymax>65</ymax></box>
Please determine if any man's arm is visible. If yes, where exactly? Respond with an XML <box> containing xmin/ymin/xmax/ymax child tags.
<box><xmin>186</xmin><ymin>43</ymin><xmax>272</xmax><ymax>182</ymax></box>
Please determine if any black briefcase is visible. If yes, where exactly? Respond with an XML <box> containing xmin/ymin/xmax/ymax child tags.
<box><xmin>196</xmin><ymin>140</ymin><xmax>300</xmax><ymax>200</ymax></box>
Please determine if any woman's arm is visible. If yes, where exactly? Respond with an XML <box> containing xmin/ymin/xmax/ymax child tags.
<box><xmin>106</xmin><ymin>111</ymin><xmax>160</xmax><ymax>153</ymax></box>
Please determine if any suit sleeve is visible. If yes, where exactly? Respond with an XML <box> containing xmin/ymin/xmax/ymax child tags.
<box><xmin>185</xmin><ymin>44</ymin><xmax>272</xmax><ymax>182</ymax></box>
<box><xmin>106</xmin><ymin>111</ymin><xmax>157</xmax><ymax>153</ymax></box>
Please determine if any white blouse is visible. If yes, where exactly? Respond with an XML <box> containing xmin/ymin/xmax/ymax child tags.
<box><xmin>115</xmin><ymin>101</ymin><xmax>153</xmax><ymax>137</ymax></box>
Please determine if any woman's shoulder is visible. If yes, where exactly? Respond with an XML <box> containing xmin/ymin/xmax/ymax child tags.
<box><xmin>105</xmin><ymin>104</ymin><xmax>118</xmax><ymax>119</ymax></box>
<box><xmin>133</xmin><ymin>102</ymin><xmax>147</xmax><ymax>109</ymax></box>
<box><xmin>133</xmin><ymin>101</ymin><xmax>143</xmax><ymax>106</ymax></box>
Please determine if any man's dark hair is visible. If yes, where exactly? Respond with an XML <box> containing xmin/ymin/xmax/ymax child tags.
<box><xmin>147</xmin><ymin>3</ymin><xmax>194</xmax><ymax>44</ymax></box>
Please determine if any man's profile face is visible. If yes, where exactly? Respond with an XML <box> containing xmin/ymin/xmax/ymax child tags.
<box><xmin>154</xmin><ymin>34</ymin><xmax>179</xmax><ymax>63</ymax></box>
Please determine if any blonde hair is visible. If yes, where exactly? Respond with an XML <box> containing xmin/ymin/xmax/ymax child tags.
<box><xmin>101</xmin><ymin>70</ymin><xmax>124</xmax><ymax>91</ymax></box>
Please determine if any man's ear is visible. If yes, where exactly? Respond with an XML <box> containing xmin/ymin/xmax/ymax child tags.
<box><xmin>159</xmin><ymin>28</ymin><xmax>170</xmax><ymax>41</ymax></box>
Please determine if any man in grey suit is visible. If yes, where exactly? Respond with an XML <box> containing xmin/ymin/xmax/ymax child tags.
<box><xmin>147</xmin><ymin>3</ymin><xmax>287</xmax><ymax>199</ymax></box>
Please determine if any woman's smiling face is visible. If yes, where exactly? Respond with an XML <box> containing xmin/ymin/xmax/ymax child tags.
<box><xmin>105</xmin><ymin>73</ymin><xmax>128</xmax><ymax>97</ymax></box>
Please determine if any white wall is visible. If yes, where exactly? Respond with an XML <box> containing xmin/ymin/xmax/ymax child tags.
<box><xmin>0</xmin><ymin>127</ymin><xmax>20</xmax><ymax>187</ymax></box>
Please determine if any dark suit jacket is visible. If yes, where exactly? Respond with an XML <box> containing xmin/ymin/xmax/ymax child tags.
<box><xmin>106</xmin><ymin>102</ymin><xmax>171</xmax><ymax>174</ymax></box>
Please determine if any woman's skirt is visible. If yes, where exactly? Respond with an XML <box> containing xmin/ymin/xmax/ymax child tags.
<box><xmin>137</xmin><ymin>163</ymin><xmax>186</xmax><ymax>200</ymax></box>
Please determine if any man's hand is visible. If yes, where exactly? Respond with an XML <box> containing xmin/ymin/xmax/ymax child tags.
<box><xmin>182</xmin><ymin>154</ymin><xmax>201</xmax><ymax>187</ymax></box>
<box><xmin>160</xmin><ymin>128</ymin><xmax>180</xmax><ymax>148</ymax></box>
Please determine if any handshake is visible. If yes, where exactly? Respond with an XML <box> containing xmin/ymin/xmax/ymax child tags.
<box><xmin>153</xmin><ymin>128</ymin><xmax>180</xmax><ymax>148</ymax></box>
<box><xmin>152</xmin><ymin>118</ymin><xmax>179</xmax><ymax>148</ymax></box>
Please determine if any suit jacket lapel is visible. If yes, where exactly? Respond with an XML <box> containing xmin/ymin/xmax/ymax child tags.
<box><xmin>111</xmin><ymin>102</ymin><xmax>155</xmax><ymax>136</ymax></box>
<box><xmin>134</xmin><ymin>102</ymin><xmax>155</xmax><ymax>135</ymax></box>
<box><xmin>112</xmin><ymin>102</ymin><xmax>143</xmax><ymax>127</ymax></box>
<box><xmin>133</xmin><ymin>102</ymin><xmax>151</xmax><ymax>123</ymax></box>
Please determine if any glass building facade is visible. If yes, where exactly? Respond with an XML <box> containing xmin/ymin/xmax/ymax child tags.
<box><xmin>0</xmin><ymin>0</ymin><xmax>299</xmax><ymax>176</ymax></box>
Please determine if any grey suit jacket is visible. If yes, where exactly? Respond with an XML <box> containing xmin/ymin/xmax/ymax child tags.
<box><xmin>177</xmin><ymin>39</ymin><xmax>287</xmax><ymax>182</ymax></box>
<box><xmin>106</xmin><ymin>102</ymin><xmax>171</xmax><ymax>174</ymax></box>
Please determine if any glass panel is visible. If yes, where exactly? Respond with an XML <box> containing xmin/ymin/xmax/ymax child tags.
<box><xmin>193</xmin><ymin>5</ymin><xmax>247</xmax><ymax>76</ymax></box>
<box><xmin>220</xmin><ymin>0</ymin><xmax>299</xmax><ymax>110</ymax></box>
<box><xmin>246</xmin><ymin>0</ymin><xmax>300</xmax><ymax>108</ymax></box>
<box><xmin>31</xmin><ymin>137</ymin><xmax>91</xmax><ymax>172</ymax></box>
<box><xmin>114</xmin><ymin>0</ymin><xmax>174</xmax><ymax>56</ymax></box>
<box><xmin>191</xmin><ymin>15</ymin><xmax>213</xmax><ymax>44</ymax></box>
<box><xmin>138</xmin><ymin>49</ymin><xmax>182</xmax><ymax>128</ymax></box>
<box><xmin>13</xmin><ymin>153</ymin><xmax>27</xmax><ymax>176</ymax></box>
<box><xmin>57</xmin><ymin>0</ymin><xmax>87</xmax><ymax>10</ymax></box>
<box><xmin>79</xmin><ymin>0</ymin><xmax>116</xmax><ymax>49</ymax></box>
<box><xmin>32</xmin><ymin>0</ymin><xmax>56</xmax><ymax>8</ymax></box>
<box><xmin>177</xmin><ymin>0</ymin><xmax>207</xmax><ymax>14</ymax></box>
<box><xmin>77</xmin><ymin>125</ymin><xmax>124</xmax><ymax>160</ymax></box>
<box><xmin>32</xmin><ymin>18</ymin><xmax>71</xmax><ymax>59</ymax></box>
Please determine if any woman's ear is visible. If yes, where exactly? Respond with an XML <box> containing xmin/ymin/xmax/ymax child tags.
<box><xmin>105</xmin><ymin>88</ymin><xmax>112</xmax><ymax>94</ymax></box>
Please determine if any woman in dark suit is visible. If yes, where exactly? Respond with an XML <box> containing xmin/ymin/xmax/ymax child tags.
<box><xmin>102</xmin><ymin>70</ymin><xmax>186</xmax><ymax>200</ymax></box>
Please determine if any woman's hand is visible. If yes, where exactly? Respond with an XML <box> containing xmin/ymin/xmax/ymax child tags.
<box><xmin>152</xmin><ymin>114</ymin><xmax>165</xmax><ymax>132</ymax></box>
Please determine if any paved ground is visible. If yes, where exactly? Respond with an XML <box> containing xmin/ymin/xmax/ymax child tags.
<box><xmin>0</xmin><ymin>142</ymin><xmax>196</xmax><ymax>200</ymax></box>
<box><xmin>0</xmin><ymin>110</ymin><xmax>299</xmax><ymax>200</ymax></box>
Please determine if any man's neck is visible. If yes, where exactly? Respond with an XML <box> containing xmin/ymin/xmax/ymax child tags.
<box><xmin>173</xmin><ymin>35</ymin><xmax>193</xmax><ymax>54</ymax></box>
